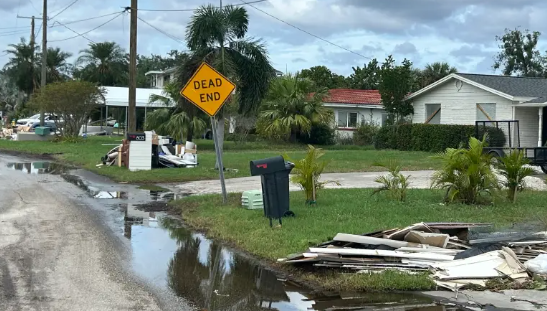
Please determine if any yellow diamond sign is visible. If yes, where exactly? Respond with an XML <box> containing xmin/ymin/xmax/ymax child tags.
<box><xmin>180</xmin><ymin>62</ymin><xmax>236</xmax><ymax>117</ymax></box>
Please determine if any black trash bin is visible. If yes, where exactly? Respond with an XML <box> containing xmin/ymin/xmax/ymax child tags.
<box><xmin>250</xmin><ymin>156</ymin><xmax>295</xmax><ymax>226</ymax></box>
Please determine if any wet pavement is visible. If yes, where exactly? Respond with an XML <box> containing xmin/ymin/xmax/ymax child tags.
<box><xmin>0</xmin><ymin>156</ymin><xmax>513</xmax><ymax>310</ymax></box>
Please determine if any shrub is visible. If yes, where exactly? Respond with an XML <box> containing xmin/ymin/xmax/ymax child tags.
<box><xmin>374</xmin><ymin>124</ymin><xmax>507</xmax><ymax>152</ymax></box>
<box><xmin>354</xmin><ymin>122</ymin><xmax>380</xmax><ymax>146</ymax></box>
<box><xmin>335</xmin><ymin>133</ymin><xmax>355</xmax><ymax>145</ymax></box>
<box><xmin>431</xmin><ymin>136</ymin><xmax>499</xmax><ymax>204</ymax></box>
<box><xmin>297</xmin><ymin>123</ymin><xmax>335</xmax><ymax>145</ymax></box>
<box><xmin>28</xmin><ymin>81</ymin><xmax>104</xmax><ymax>138</ymax></box>
<box><xmin>285</xmin><ymin>145</ymin><xmax>338</xmax><ymax>204</ymax></box>
<box><xmin>372</xmin><ymin>160</ymin><xmax>410</xmax><ymax>202</ymax></box>
<box><xmin>498</xmin><ymin>150</ymin><xmax>535</xmax><ymax>203</ymax></box>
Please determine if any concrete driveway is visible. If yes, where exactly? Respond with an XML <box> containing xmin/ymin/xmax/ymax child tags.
<box><xmin>170</xmin><ymin>171</ymin><xmax>436</xmax><ymax>195</ymax></box>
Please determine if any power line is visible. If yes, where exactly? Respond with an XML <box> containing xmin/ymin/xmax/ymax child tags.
<box><xmin>239</xmin><ymin>0</ymin><xmax>371</xmax><ymax>60</ymax></box>
<box><xmin>35</xmin><ymin>23</ymin><xmax>43</xmax><ymax>38</ymax></box>
<box><xmin>49</xmin><ymin>11</ymin><xmax>123</xmax><ymax>42</ymax></box>
<box><xmin>0</xmin><ymin>30</ymin><xmax>29</xmax><ymax>37</ymax></box>
<box><xmin>49</xmin><ymin>12</ymin><xmax>123</xmax><ymax>28</ymax></box>
<box><xmin>137</xmin><ymin>16</ymin><xmax>185</xmax><ymax>45</ymax></box>
<box><xmin>51</xmin><ymin>20</ymin><xmax>94</xmax><ymax>43</ymax></box>
<box><xmin>28</xmin><ymin>0</ymin><xmax>41</xmax><ymax>14</ymax></box>
<box><xmin>137</xmin><ymin>0</ymin><xmax>267</xmax><ymax>12</ymax></box>
<box><xmin>0</xmin><ymin>29</ymin><xmax>30</xmax><ymax>35</ymax></box>
<box><xmin>50</xmin><ymin>0</ymin><xmax>81</xmax><ymax>20</ymax></box>
<box><xmin>0</xmin><ymin>25</ymin><xmax>30</xmax><ymax>30</ymax></box>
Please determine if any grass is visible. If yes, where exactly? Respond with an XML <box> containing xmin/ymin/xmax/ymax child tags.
<box><xmin>0</xmin><ymin>136</ymin><xmax>440</xmax><ymax>183</ymax></box>
<box><xmin>174</xmin><ymin>188</ymin><xmax>547</xmax><ymax>291</ymax></box>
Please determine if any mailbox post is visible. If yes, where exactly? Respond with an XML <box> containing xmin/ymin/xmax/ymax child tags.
<box><xmin>250</xmin><ymin>156</ymin><xmax>295</xmax><ymax>227</ymax></box>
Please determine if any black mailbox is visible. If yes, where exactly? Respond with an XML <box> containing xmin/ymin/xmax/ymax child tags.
<box><xmin>250</xmin><ymin>156</ymin><xmax>295</xmax><ymax>227</ymax></box>
<box><xmin>250</xmin><ymin>156</ymin><xmax>286</xmax><ymax>175</ymax></box>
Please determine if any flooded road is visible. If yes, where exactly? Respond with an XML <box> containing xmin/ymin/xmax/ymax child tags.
<box><xmin>0</xmin><ymin>156</ymin><xmax>481</xmax><ymax>310</ymax></box>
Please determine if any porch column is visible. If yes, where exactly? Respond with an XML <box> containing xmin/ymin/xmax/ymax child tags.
<box><xmin>144</xmin><ymin>107</ymin><xmax>147</xmax><ymax>125</ymax></box>
<box><xmin>539</xmin><ymin>107</ymin><xmax>544</xmax><ymax>147</ymax></box>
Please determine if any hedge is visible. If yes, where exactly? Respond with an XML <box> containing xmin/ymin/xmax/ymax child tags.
<box><xmin>374</xmin><ymin>124</ymin><xmax>507</xmax><ymax>152</ymax></box>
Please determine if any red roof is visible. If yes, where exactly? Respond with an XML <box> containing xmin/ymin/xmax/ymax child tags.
<box><xmin>323</xmin><ymin>89</ymin><xmax>381</xmax><ymax>105</ymax></box>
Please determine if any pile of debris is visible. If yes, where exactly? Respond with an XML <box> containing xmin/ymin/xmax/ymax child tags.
<box><xmin>100</xmin><ymin>133</ymin><xmax>198</xmax><ymax>169</ymax></box>
<box><xmin>278</xmin><ymin>222</ymin><xmax>547</xmax><ymax>291</ymax></box>
<box><xmin>0</xmin><ymin>128</ymin><xmax>14</xmax><ymax>139</ymax></box>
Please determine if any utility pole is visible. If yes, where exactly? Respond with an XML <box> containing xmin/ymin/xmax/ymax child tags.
<box><xmin>128</xmin><ymin>0</ymin><xmax>137</xmax><ymax>133</ymax></box>
<box><xmin>17</xmin><ymin>14</ymin><xmax>44</xmax><ymax>97</ymax></box>
<box><xmin>30</xmin><ymin>16</ymin><xmax>36</xmax><ymax>92</ymax></box>
<box><xmin>39</xmin><ymin>0</ymin><xmax>47</xmax><ymax>126</ymax></box>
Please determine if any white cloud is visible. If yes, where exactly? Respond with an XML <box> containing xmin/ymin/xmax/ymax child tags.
<box><xmin>2</xmin><ymin>0</ymin><xmax>547</xmax><ymax>78</ymax></box>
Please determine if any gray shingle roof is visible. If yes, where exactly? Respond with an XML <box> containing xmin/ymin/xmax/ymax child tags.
<box><xmin>457</xmin><ymin>73</ymin><xmax>547</xmax><ymax>98</ymax></box>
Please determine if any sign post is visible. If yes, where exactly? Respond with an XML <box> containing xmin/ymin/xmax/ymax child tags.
<box><xmin>180</xmin><ymin>62</ymin><xmax>236</xmax><ymax>204</ymax></box>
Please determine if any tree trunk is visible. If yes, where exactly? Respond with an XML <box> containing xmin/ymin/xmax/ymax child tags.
<box><xmin>214</xmin><ymin>111</ymin><xmax>225</xmax><ymax>169</ymax></box>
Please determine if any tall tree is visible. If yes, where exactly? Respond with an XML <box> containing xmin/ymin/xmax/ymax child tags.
<box><xmin>258</xmin><ymin>74</ymin><xmax>332</xmax><ymax>141</ymax></box>
<box><xmin>299</xmin><ymin>65</ymin><xmax>347</xmax><ymax>90</ymax></box>
<box><xmin>378</xmin><ymin>55</ymin><xmax>414</xmax><ymax>124</ymax></box>
<box><xmin>0</xmin><ymin>70</ymin><xmax>23</xmax><ymax>115</ymax></box>
<box><xmin>184</xmin><ymin>4</ymin><xmax>275</xmax><ymax>164</ymax></box>
<box><xmin>347</xmin><ymin>58</ymin><xmax>380</xmax><ymax>90</ymax></box>
<box><xmin>41</xmin><ymin>47</ymin><xmax>73</xmax><ymax>82</ymax></box>
<box><xmin>493</xmin><ymin>28</ymin><xmax>545</xmax><ymax>77</ymax></box>
<box><xmin>3</xmin><ymin>37</ymin><xmax>39</xmax><ymax>96</ymax></box>
<box><xmin>74</xmin><ymin>41</ymin><xmax>128</xmax><ymax>86</ymax></box>
<box><xmin>419</xmin><ymin>62</ymin><xmax>457</xmax><ymax>88</ymax></box>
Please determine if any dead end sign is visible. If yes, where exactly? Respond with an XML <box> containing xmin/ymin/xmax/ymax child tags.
<box><xmin>180</xmin><ymin>62</ymin><xmax>236</xmax><ymax>117</ymax></box>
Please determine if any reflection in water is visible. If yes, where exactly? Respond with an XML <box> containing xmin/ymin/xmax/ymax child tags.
<box><xmin>6</xmin><ymin>161</ymin><xmax>70</xmax><ymax>174</ymax></box>
<box><xmin>125</xmin><ymin>216</ymin><xmax>466</xmax><ymax>311</ymax></box>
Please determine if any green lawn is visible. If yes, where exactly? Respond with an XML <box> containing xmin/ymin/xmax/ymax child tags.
<box><xmin>0</xmin><ymin>136</ymin><xmax>440</xmax><ymax>183</ymax></box>
<box><xmin>174</xmin><ymin>188</ymin><xmax>547</xmax><ymax>290</ymax></box>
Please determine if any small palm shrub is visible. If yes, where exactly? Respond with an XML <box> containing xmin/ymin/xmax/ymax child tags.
<box><xmin>285</xmin><ymin>145</ymin><xmax>338</xmax><ymax>204</ymax></box>
<box><xmin>372</xmin><ymin>161</ymin><xmax>411</xmax><ymax>202</ymax></box>
<box><xmin>498</xmin><ymin>150</ymin><xmax>535</xmax><ymax>203</ymax></box>
<box><xmin>431</xmin><ymin>136</ymin><xmax>498</xmax><ymax>204</ymax></box>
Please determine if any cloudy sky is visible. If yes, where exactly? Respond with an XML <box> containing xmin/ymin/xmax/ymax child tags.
<box><xmin>1</xmin><ymin>0</ymin><xmax>546</xmax><ymax>77</ymax></box>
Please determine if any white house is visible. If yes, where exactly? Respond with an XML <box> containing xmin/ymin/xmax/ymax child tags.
<box><xmin>408</xmin><ymin>73</ymin><xmax>547</xmax><ymax>148</ymax></box>
<box><xmin>145</xmin><ymin>67</ymin><xmax>285</xmax><ymax>89</ymax></box>
<box><xmin>145</xmin><ymin>68</ymin><xmax>177</xmax><ymax>89</ymax></box>
<box><xmin>325</xmin><ymin>89</ymin><xmax>386</xmax><ymax>137</ymax></box>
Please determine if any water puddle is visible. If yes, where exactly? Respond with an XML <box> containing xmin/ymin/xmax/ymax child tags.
<box><xmin>6</xmin><ymin>161</ymin><xmax>72</xmax><ymax>175</ymax></box>
<box><xmin>5</xmin><ymin>160</ymin><xmax>474</xmax><ymax>309</ymax></box>
<box><xmin>120</xmin><ymin>213</ymin><xmax>468</xmax><ymax>311</ymax></box>
<box><xmin>6</xmin><ymin>161</ymin><xmax>180</xmax><ymax>205</ymax></box>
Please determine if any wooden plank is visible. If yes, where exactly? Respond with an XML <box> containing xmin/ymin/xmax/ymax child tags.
<box><xmin>397</xmin><ymin>247</ymin><xmax>462</xmax><ymax>255</ymax></box>
<box><xmin>477</xmin><ymin>103</ymin><xmax>493</xmax><ymax>121</ymax></box>
<box><xmin>308</xmin><ymin>247</ymin><xmax>455</xmax><ymax>261</ymax></box>
<box><xmin>425</xmin><ymin>107</ymin><xmax>441</xmax><ymax>124</ymax></box>
<box><xmin>333</xmin><ymin>233</ymin><xmax>411</xmax><ymax>248</ymax></box>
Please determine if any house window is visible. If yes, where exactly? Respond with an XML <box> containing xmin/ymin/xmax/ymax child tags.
<box><xmin>381</xmin><ymin>113</ymin><xmax>389</xmax><ymax>126</ymax></box>
<box><xmin>425</xmin><ymin>104</ymin><xmax>441</xmax><ymax>124</ymax></box>
<box><xmin>338</xmin><ymin>112</ymin><xmax>358</xmax><ymax>128</ymax></box>
<box><xmin>164</xmin><ymin>75</ymin><xmax>171</xmax><ymax>84</ymax></box>
<box><xmin>476</xmin><ymin>103</ymin><xmax>496</xmax><ymax>121</ymax></box>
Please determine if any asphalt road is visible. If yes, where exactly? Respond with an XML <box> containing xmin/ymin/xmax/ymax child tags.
<box><xmin>0</xmin><ymin>154</ymin><xmax>189</xmax><ymax>311</ymax></box>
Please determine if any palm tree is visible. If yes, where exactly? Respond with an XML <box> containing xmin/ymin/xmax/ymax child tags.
<box><xmin>3</xmin><ymin>37</ymin><xmax>39</xmax><ymax>96</ymax></box>
<box><xmin>145</xmin><ymin>82</ymin><xmax>207</xmax><ymax>142</ymax></box>
<box><xmin>420</xmin><ymin>62</ymin><xmax>458</xmax><ymax>88</ymax></box>
<box><xmin>183</xmin><ymin>4</ymin><xmax>275</xmax><ymax>161</ymax></box>
<box><xmin>258</xmin><ymin>74</ymin><xmax>332</xmax><ymax>141</ymax></box>
<box><xmin>42</xmin><ymin>47</ymin><xmax>73</xmax><ymax>82</ymax></box>
<box><xmin>75</xmin><ymin>41</ymin><xmax>128</xmax><ymax>86</ymax></box>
